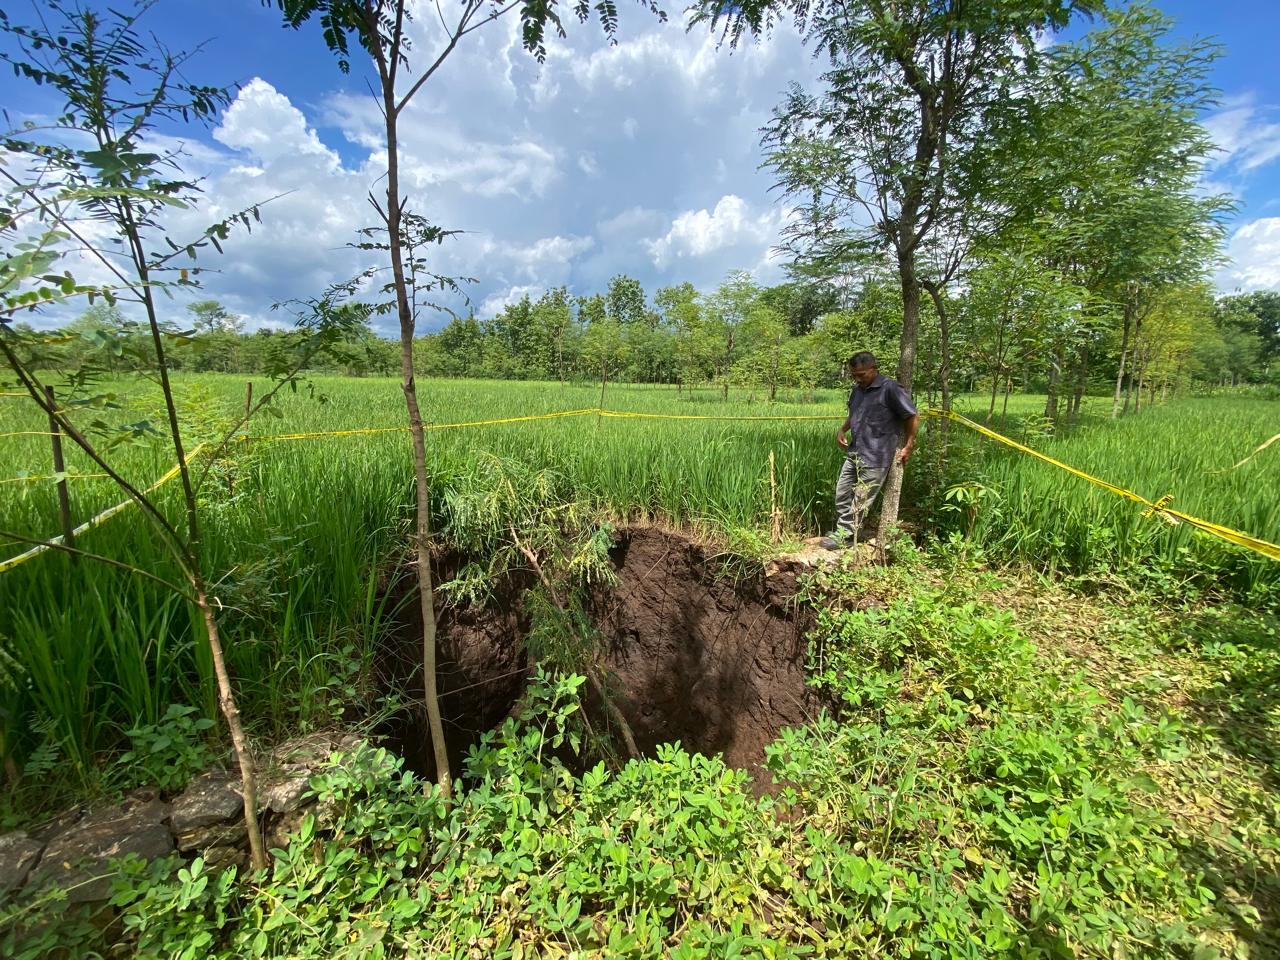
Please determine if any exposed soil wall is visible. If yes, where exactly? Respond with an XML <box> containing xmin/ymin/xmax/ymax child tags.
<box><xmin>377</xmin><ymin>526</ymin><xmax>820</xmax><ymax>789</ymax></box>
<box><xmin>590</xmin><ymin>527</ymin><xmax>817</xmax><ymax>782</ymax></box>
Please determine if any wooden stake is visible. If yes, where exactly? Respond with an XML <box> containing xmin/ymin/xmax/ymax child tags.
<box><xmin>244</xmin><ymin>380</ymin><xmax>253</xmax><ymax>419</ymax></box>
<box><xmin>769</xmin><ymin>450</ymin><xmax>782</xmax><ymax>544</ymax></box>
<box><xmin>45</xmin><ymin>386</ymin><xmax>75</xmax><ymax>559</ymax></box>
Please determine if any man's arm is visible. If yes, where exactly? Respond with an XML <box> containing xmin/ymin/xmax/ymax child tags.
<box><xmin>837</xmin><ymin>415</ymin><xmax>851</xmax><ymax>449</ymax></box>
<box><xmin>896</xmin><ymin>414</ymin><xmax>919</xmax><ymax>465</ymax></box>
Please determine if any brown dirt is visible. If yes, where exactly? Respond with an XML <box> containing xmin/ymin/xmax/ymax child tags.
<box><xmin>375</xmin><ymin>526</ymin><xmax>821</xmax><ymax>790</ymax></box>
<box><xmin>589</xmin><ymin>526</ymin><xmax>818</xmax><ymax>783</ymax></box>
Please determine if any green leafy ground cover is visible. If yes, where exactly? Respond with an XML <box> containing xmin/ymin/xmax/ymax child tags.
<box><xmin>4</xmin><ymin>546</ymin><xmax>1276</xmax><ymax>959</ymax></box>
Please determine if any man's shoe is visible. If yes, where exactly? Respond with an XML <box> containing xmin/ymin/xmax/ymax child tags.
<box><xmin>819</xmin><ymin>536</ymin><xmax>846</xmax><ymax>551</ymax></box>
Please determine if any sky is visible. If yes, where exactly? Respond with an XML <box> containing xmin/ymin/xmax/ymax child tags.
<box><xmin>2</xmin><ymin>0</ymin><xmax>1277</xmax><ymax>335</ymax></box>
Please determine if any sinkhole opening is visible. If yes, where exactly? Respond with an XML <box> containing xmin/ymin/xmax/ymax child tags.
<box><xmin>373</xmin><ymin>527</ymin><xmax>820</xmax><ymax>790</ymax></box>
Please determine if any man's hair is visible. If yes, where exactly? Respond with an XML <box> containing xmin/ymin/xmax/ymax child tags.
<box><xmin>846</xmin><ymin>351</ymin><xmax>877</xmax><ymax>370</ymax></box>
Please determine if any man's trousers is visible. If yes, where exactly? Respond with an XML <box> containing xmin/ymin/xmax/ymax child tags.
<box><xmin>834</xmin><ymin>453</ymin><xmax>888</xmax><ymax>539</ymax></box>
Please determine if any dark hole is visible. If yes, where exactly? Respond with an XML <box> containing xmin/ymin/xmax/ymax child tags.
<box><xmin>373</xmin><ymin>528</ymin><xmax>819</xmax><ymax>792</ymax></box>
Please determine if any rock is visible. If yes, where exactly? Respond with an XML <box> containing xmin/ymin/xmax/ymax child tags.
<box><xmin>260</xmin><ymin>775</ymin><xmax>311</xmax><ymax>815</ymax></box>
<box><xmin>270</xmin><ymin>731</ymin><xmax>363</xmax><ymax>768</ymax></box>
<box><xmin>29</xmin><ymin>805</ymin><xmax>85</xmax><ymax>843</ymax></box>
<box><xmin>266</xmin><ymin>809</ymin><xmax>310</xmax><ymax>851</ymax></box>
<box><xmin>0</xmin><ymin>831</ymin><xmax>44</xmax><ymax>893</ymax></box>
<box><xmin>199</xmin><ymin>845</ymin><xmax>246</xmax><ymax>872</ymax></box>
<box><xmin>32</xmin><ymin>797</ymin><xmax>173</xmax><ymax>902</ymax></box>
<box><xmin>176</xmin><ymin>819</ymin><xmax>246</xmax><ymax>854</ymax></box>
<box><xmin>170</xmin><ymin>770</ymin><xmax>243</xmax><ymax>835</ymax></box>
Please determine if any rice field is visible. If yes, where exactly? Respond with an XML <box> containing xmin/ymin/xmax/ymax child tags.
<box><xmin>1</xmin><ymin>374</ymin><xmax>1276</xmax><ymax>805</ymax></box>
<box><xmin>945</xmin><ymin>397</ymin><xmax>1280</xmax><ymax>593</ymax></box>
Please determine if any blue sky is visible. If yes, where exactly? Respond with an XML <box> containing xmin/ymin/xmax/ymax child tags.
<box><xmin>3</xmin><ymin>1</ymin><xmax>1277</xmax><ymax>333</ymax></box>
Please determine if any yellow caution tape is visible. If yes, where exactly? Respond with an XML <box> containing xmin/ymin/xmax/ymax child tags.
<box><xmin>1141</xmin><ymin>493</ymin><xmax>1178</xmax><ymax>524</ymax></box>
<box><xmin>5</xmin><ymin>404</ymin><xmax>1278</xmax><ymax>572</ymax></box>
<box><xmin>236</xmin><ymin>408</ymin><xmax>837</xmax><ymax>444</ymax></box>
<box><xmin>0</xmin><ymin>443</ymin><xmax>205</xmax><ymax>574</ymax></box>
<box><xmin>595</xmin><ymin>410</ymin><xmax>836</xmax><ymax>422</ymax></box>
<box><xmin>244</xmin><ymin>408</ymin><xmax>603</xmax><ymax>442</ymax></box>
<box><xmin>926</xmin><ymin>408</ymin><xmax>1280</xmax><ymax>562</ymax></box>
<box><xmin>0</xmin><ymin>431</ymin><xmax>59</xmax><ymax>439</ymax></box>
<box><xmin>1217</xmin><ymin>430</ymin><xmax>1279</xmax><ymax>473</ymax></box>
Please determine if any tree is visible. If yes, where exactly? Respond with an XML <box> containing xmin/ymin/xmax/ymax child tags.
<box><xmin>435</xmin><ymin>314</ymin><xmax>485</xmax><ymax>378</ymax></box>
<box><xmin>185</xmin><ymin>300</ymin><xmax>245</xmax><ymax>372</ymax></box>
<box><xmin>1129</xmin><ymin>283</ymin><xmax>1208</xmax><ymax>404</ymax></box>
<box><xmin>734</xmin><ymin>302</ymin><xmax>793</xmax><ymax>401</ymax></box>
<box><xmin>961</xmin><ymin>247</ymin><xmax>1076</xmax><ymax>423</ymax></box>
<box><xmin>580</xmin><ymin>312</ymin><xmax>629</xmax><ymax>404</ymax></box>
<box><xmin>704</xmin><ymin>271</ymin><xmax>760</xmax><ymax>399</ymax></box>
<box><xmin>1012</xmin><ymin>7</ymin><xmax>1230</xmax><ymax>418</ymax></box>
<box><xmin>759</xmin><ymin>280</ymin><xmax>840</xmax><ymax>336</ymax></box>
<box><xmin>189</xmin><ymin>300</ymin><xmax>243</xmax><ymax>333</ymax></box>
<box><xmin>0</xmin><ymin>1</ymin><xmax>339</xmax><ymax>871</ymax></box>
<box><xmin>697</xmin><ymin>0</ymin><xmax>1097</xmax><ymax>538</ymax></box>
<box><xmin>1217</xmin><ymin>291</ymin><xmax>1280</xmax><ymax>374</ymax></box>
<box><xmin>656</xmin><ymin>282</ymin><xmax>706</xmax><ymax>391</ymax></box>
<box><xmin>606</xmin><ymin>274</ymin><xmax>649</xmax><ymax>327</ymax></box>
<box><xmin>275</xmin><ymin>0</ymin><xmax>663</xmax><ymax>799</ymax></box>
<box><xmin>531</xmin><ymin>287</ymin><xmax>577</xmax><ymax>382</ymax></box>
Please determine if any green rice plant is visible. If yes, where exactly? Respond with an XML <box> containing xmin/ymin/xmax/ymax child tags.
<box><xmin>1</xmin><ymin>374</ymin><xmax>1276</xmax><ymax>807</ymax></box>
<box><xmin>944</xmin><ymin>397</ymin><xmax>1280</xmax><ymax>597</ymax></box>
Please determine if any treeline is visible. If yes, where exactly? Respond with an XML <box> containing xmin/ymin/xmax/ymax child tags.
<box><xmin>23</xmin><ymin>276</ymin><xmax>1278</xmax><ymax>413</ymax></box>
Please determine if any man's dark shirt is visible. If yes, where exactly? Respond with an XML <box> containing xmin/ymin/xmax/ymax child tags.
<box><xmin>847</xmin><ymin>373</ymin><xmax>918</xmax><ymax>470</ymax></box>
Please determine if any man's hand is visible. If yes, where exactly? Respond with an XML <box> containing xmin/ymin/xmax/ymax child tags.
<box><xmin>836</xmin><ymin>428</ymin><xmax>849</xmax><ymax>449</ymax></box>
<box><xmin>895</xmin><ymin>443</ymin><xmax>913</xmax><ymax>466</ymax></box>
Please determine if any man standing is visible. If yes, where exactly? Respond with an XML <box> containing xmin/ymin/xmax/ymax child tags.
<box><xmin>823</xmin><ymin>351</ymin><xmax>919</xmax><ymax>548</ymax></box>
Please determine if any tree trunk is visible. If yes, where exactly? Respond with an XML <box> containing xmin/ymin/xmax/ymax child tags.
<box><xmin>924</xmin><ymin>283</ymin><xmax>952</xmax><ymax>471</ymax></box>
<box><xmin>1044</xmin><ymin>351</ymin><xmax>1060</xmax><ymax>424</ymax></box>
<box><xmin>384</xmin><ymin>95</ymin><xmax>452</xmax><ymax>799</ymax></box>
<box><xmin>123</xmin><ymin>208</ymin><xmax>267</xmax><ymax>870</ymax></box>
<box><xmin>1123</xmin><ymin>316</ymin><xmax>1140</xmax><ymax>416</ymax></box>
<box><xmin>197</xmin><ymin>585</ymin><xmax>266</xmax><ymax>870</ymax></box>
<box><xmin>876</xmin><ymin>250</ymin><xmax>919</xmax><ymax>545</ymax></box>
<box><xmin>1070</xmin><ymin>341</ymin><xmax>1089</xmax><ymax>422</ymax></box>
<box><xmin>1112</xmin><ymin>303</ymin><xmax>1132</xmax><ymax>419</ymax></box>
<box><xmin>986</xmin><ymin>316</ymin><xmax>1006</xmax><ymax>425</ymax></box>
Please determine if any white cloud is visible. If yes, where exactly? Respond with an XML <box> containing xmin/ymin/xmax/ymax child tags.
<box><xmin>480</xmin><ymin>284</ymin><xmax>544</xmax><ymax>316</ymax></box>
<box><xmin>1205</xmin><ymin>94</ymin><xmax>1280</xmax><ymax>176</ymax></box>
<box><xmin>506</xmin><ymin>234</ymin><xmax>595</xmax><ymax>281</ymax></box>
<box><xmin>400</xmin><ymin>134</ymin><xmax>560</xmax><ymax>199</ymax></box>
<box><xmin>1218</xmin><ymin>217</ymin><xmax>1280</xmax><ymax>292</ymax></box>
<box><xmin>213</xmin><ymin>78</ymin><xmax>338</xmax><ymax>168</ymax></box>
<box><xmin>19</xmin><ymin>14</ymin><xmax>822</xmax><ymax>331</ymax></box>
<box><xmin>645</xmin><ymin>195</ymin><xmax>783</xmax><ymax>268</ymax></box>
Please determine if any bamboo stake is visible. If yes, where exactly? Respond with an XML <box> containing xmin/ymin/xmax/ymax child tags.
<box><xmin>769</xmin><ymin>450</ymin><xmax>782</xmax><ymax>544</ymax></box>
<box><xmin>45</xmin><ymin>386</ymin><xmax>75</xmax><ymax>559</ymax></box>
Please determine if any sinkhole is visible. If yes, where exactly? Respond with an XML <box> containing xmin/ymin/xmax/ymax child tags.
<box><xmin>374</xmin><ymin>527</ymin><xmax>821</xmax><ymax>789</ymax></box>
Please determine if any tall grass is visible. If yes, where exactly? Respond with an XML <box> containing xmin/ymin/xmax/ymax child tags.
<box><xmin>0</xmin><ymin>374</ymin><xmax>1276</xmax><ymax>807</ymax></box>
<box><xmin>930</xmin><ymin>397</ymin><xmax>1280</xmax><ymax>595</ymax></box>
